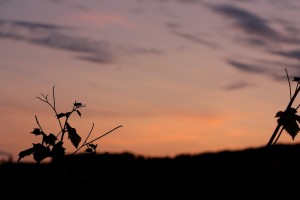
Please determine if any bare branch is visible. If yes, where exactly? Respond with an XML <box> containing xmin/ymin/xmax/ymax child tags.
<box><xmin>52</xmin><ymin>85</ymin><xmax>56</xmax><ymax>110</ymax></box>
<box><xmin>35</xmin><ymin>115</ymin><xmax>43</xmax><ymax>132</ymax></box>
<box><xmin>285</xmin><ymin>68</ymin><xmax>291</xmax><ymax>100</ymax></box>
<box><xmin>86</xmin><ymin>125</ymin><xmax>123</xmax><ymax>145</ymax></box>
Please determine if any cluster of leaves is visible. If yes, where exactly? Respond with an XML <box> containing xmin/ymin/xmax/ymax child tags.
<box><xmin>267</xmin><ymin>72</ymin><xmax>300</xmax><ymax>147</ymax></box>
<box><xmin>18</xmin><ymin>86</ymin><xmax>122</xmax><ymax>163</ymax></box>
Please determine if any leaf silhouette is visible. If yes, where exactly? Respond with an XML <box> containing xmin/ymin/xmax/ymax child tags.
<box><xmin>51</xmin><ymin>141</ymin><xmax>65</xmax><ymax>159</ymax></box>
<box><xmin>56</xmin><ymin>113</ymin><xmax>66</xmax><ymax>119</ymax></box>
<box><xmin>85</xmin><ymin>143</ymin><xmax>97</xmax><ymax>153</ymax></box>
<box><xmin>88</xmin><ymin>143</ymin><xmax>97</xmax><ymax>149</ymax></box>
<box><xmin>76</xmin><ymin>110</ymin><xmax>81</xmax><ymax>117</ymax></box>
<box><xmin>293</xmin><ymin>76</ymin><xmax>300</xmax><ymax>82</ymax></box>
<box><xmin>43</xmin><ymin>133</ymin><xmax>57</xmax><ymax>146</ymax></box>
<box><xmin>276</xmin><ymin>107</ymin><xmax>300</xmax><ymax>140</ymax></box>
<box><xmin>18</xmin><ymin>147</ymin><xmax>35</xmax><ymax>162</ymax></box>
<box><xmin>32</xmin><ymin>143</ymin><xmax>51</xmax><ymax>163</ymax></box>
<box><xmin>85</xmin><ymin>148</ymin><xmax>93</xmax><ymax>153</ymax></box>
<box><xmin>65</xmin><ymin>112</ymin><xmax>71</xmax><ymax>118</ymax></box>
<box><xmin>31</xmin><ymin>128</ymin><xmax>44</xmax><ymax>136</ymax></box>
<box><xmin>74</xmin><ymin>101</ymin><xmax>82</xmax><ymax>107</ymax></box>
<box><xmin>65</xmin><ymin>122</ymin><xmax>81</xmax><ymax>148</ymax></box>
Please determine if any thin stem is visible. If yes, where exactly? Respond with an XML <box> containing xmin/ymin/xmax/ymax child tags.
<box><xmin>86</xmin><ymin>125</ymin><xmax>123</xmax><ymax>145</ymax></box>
<box><xmin>71</xmin><ymin>125</ymin><xmax>123</xmax><ymax>155</ymax></box>
<box><xmin>35</xmin><ymin>115</ymin><xmax>45</xmax><ymax>145</ymax></box>
<box><xmin>71</xmin><ymin>123</ymin><xmax>95</xmax><ymax>155</ymax></box>
<box><xmin>35</xmin><ymin>115</ymin><xmax>43</xmax><ymax>132</ymax></box>
<box><xmin>273</xmin><ymin>126</ymin><xmax>284</xmax><ymax>146</ymax></box>
<box><xmin>52</xmin><ymin>85</ymin><xmax>56</xmax><ymax>110</ymax></box>
<box><xmin>285</xmin><ymin>68</ymin><xmax>291</xmax><ymax>100</ymax></box>
<box><xmin>82</xmin><ymin>123</ymin><xmax>94</xmax><ymax>145</ymax></box>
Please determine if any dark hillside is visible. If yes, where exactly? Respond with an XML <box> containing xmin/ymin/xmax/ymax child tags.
<box><xmin>2</xmin><ymin>143</ymin><xmax>300</xmax><ymax>197</ymax></box>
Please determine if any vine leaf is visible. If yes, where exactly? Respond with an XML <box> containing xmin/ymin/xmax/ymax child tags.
<box><xmin>51</xmin><ymin>141</ymin><xmax>65</xmax><ymax>159</ymax></box>
<box><xmin>293</xmin><ymin>76</ymin><xmax>300</xmax><ymax>82</ymax></box>
<box><xmin>85</xmin><ymin>143</ymin><xmax>97</xmax><ymax>153</ymax></box>
<box><xmin>32</xmin><ymin>143</ymin><xmax>51</xmax><ymax>163</ymax></box>
<box><xmin>43</xmin><ymin>133</ymin><xmax>57</xmax><ymax>146</ymax></box>
<box><xmin>65</xmin><ymin>122</ymin><xmax>81</xmax><ymax>148</ymax></box>
<box><xmin>56</xmin><ymin>113</ymin><xmax>66</xmax><ymax>119</ymax></box>
<box><xmin>74</xmin><ymin>101</ymin><xmax>82</xmax><ymax>107</ymax></box>
<box><xmin>275</xmin><ymin>107</ymin><xmax>300</xmax><ymax>140</ymax></box>
<box><xmin>18</xmin><ymin>147</ymin><xmax>35</xmax><ymax>162</ymax></box>
<box><xmin>76</xmin><ymin>110</ymin><xmax>82</xmax><ymax>117</ymax></box>
<box><xmin>31</xmin><ymin>128</ymin><xmax>44</xmax><ymax>136</ymax></box>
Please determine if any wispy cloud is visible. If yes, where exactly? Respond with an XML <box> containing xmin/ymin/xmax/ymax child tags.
<box><xmin>75</xmin><ymin>54</ymin><xmax>112</xmax><ymax>64</ymax></box>
<box><xmin>228</xmin><ymin>60</ymin><xmax>265</xmax><ymax>73</ymax></box>
<box><xmin>271</xmin><ymin>50</ymin><xmax>300</xmax><ymax>61</ymax></box>
<box><xmin>211</xmin><ymin>4</ymin><xmax>280</xmax><ymax>40</ymax></box>
<box><xmin>0</xmin><ymin>19</ymin><xmax>161</xmax><ymax>64</ymax></box>
<box><xmin>227</xmin><ymin>59</ymin><xmax>287</xmax><ymax>81</ymax></box>
<box><xmin>211</xmin><ymin>4</ymin><xmax>300</xmax><ymax>46</ymax></box>
<box><xmin>235</xmin><ymin>37</ymin><xmax>269</xmax><ymax>49</ymax></box>
<box><xmin>165</xmin><ymin>22</ymin><xmax>218</xmax><ymax>49</ymax></box>
<box><xmin>264</xmin><ymin>50</ymin><xmax>300</xmax><ymax>78</ymax></box>
<box><xmin>0</xmin><ymin>19</ymin><xmax>114</xmax><ymax>64</ymax></box>
<box><xmin>207</xmin><ymin>3</ymin><xmax>300</xmax><ymax>83</ymax></box>
<box><xmin>224</xmin><ymin>81</ymin><xmax>251</xmax><ymax>90</ymax></box>
<box><xmin>171</xmin><ymin>30</ymin><xmax>218</xmax><ymax>48</ymax></box>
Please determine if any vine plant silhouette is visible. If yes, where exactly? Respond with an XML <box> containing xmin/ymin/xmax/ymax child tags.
<box><xmin>18</xmin><ymin>86</ymin><xmax>122</xmax><ymax>164</ymax></box>
<box><xmin>267</xmin><ymin>69</ymin><xmax>300</xmax><ymax>147</ymax></box>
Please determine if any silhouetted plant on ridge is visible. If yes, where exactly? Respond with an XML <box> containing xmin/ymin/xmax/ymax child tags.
<box><xmin>18</xmin><ymin>86</ymin><xmax>122</xmax><ymax>164</ymax></box>
<box><xmin>267</xmin><ymin>68</ymin><xmax>300</xmax><ymax>147</ymax></box>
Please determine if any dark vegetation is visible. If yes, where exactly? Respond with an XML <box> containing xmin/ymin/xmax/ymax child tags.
<box><xmin>1</xmin><ymin>144</ymin><xmax>300</xmax><ymax>197</ymax></box>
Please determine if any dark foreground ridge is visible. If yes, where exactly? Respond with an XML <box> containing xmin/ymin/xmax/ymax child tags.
<box><xmin>2</xmin><ymin>143</ymin><xmax>300</xmax><ymax>197</ymax></box>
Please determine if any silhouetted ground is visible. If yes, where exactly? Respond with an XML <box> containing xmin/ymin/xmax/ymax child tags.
<box><xmin>2</xmin><ymin>143</ymin><xmax>300</xmax><ymax>198</ymax></box>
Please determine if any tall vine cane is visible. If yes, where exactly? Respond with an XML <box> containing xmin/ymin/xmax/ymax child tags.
<box><xmin>266</xmin><ymin>77</ymin><xmax>300</xmax><ymax>147</ymax></box>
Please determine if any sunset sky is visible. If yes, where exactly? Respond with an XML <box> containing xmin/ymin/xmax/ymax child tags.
<box><xmin>1</xmin><ymin>0</ymin><xmax>300</xmax><ymax>162</ymax></box>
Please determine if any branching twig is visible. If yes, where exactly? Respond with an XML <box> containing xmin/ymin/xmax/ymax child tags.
<box><xmin>18</xmin><ymin>86</ymin><xmax>123</xmax><ymax>164</ymax></box>
<box><xmin>36</xmin><ymin>89</ymin><xmax>64</xmax><ymax>139</ymax></box>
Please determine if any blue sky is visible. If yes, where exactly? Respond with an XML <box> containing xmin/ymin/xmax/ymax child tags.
<box><xmin>1</xmin><ymin>0</ymin><xmax>300</xmax><ymax>162</ymax></box>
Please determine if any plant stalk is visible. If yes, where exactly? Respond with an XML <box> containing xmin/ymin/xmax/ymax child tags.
<box><xmin>266</xmin><ymin>86</ymin><xmax>300</xmax><ymax>147</ymax></box>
